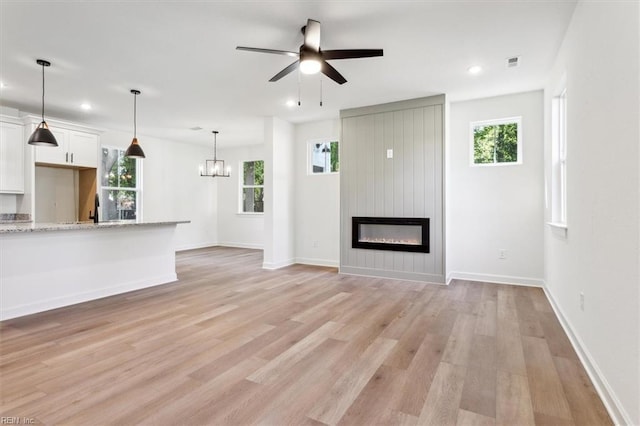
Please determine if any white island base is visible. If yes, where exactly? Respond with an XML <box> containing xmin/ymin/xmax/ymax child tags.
<box><xmin>0</xmin><ymin>221</ymin><xmax>187</xmax><ymax>320</ymax></box>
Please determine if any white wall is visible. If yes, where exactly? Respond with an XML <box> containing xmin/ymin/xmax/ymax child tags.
<box><xmin>100</xmin><ymin>130</ymin><xmax>217</xmax><ymax>251</ymax></box>
<box><xmin>263</xmin><ymin>117</ymin><xmax>295</xmax><ymax>269</ymax></box>
<box><xmin>294</xmin><ymin>119</ymin><xmax>340</xmax><ymax>267</ymax></box>
<box><xmin>543</xmin><ymin>2</ymin><xmax>639</xmax><ymax>424</ymax></box>
<box><xmin>447</xmin><ymin>91</ymin><xmax>544</xmax><ymax>286</ymax></box>
<box><xmin>216</xmin><ymin>144</ymin><xmax>265</xmax><ymax>249</ymax></box>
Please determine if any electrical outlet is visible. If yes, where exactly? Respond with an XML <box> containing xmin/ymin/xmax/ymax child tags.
<box><xmin>386</xmin><ymin>149</ymin><xmax>393</xmax><ymax>159</ymax></box>
<box><xmin>499</xmin><ymin>249</ymin><xmax>507</xmax><ymax>260</ymax></box>
<box><xmin>580</xmin><ymin>292</ymin><xmax>585</xmax><ymax>311</ymax></box>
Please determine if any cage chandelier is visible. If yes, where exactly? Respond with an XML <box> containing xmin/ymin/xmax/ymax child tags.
<box><xmin>200</xmin><ymin>130</ymin><xmax>230</xmax><ymax>178</ymax></box>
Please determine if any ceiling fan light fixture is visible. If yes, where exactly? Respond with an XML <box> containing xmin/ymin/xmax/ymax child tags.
<box><xmin>300</xmin><ymin>58</ymin><xmax>321</xmax><ymax>75</ymax></box>
<box><xmin>236</xmin><ymin>18</ymin><xmax>382</xmax><ymax>85</ymax></box>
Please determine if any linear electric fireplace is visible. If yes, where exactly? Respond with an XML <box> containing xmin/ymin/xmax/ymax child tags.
<box><xmin>352</xmin><ymin>217</ymin><xmax>430</xmax><ymax>253</ymax></box>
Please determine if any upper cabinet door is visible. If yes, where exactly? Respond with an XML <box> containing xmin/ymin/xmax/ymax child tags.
<box><xmin>34</xmin><ymin>127</ymin><xmax>68</xmax><ymax>165</ymax></box>
<box><xmin>33</xmin><ymin>126</ymin><xmax>98</xmax><ymax>168</ymax></box>
<box><xmin>68</xmin><ymin>131</ymin><xmax>98</xmax><ymax>168</ymax></box>
<box><xmin>0</xmin><ymin>121</ymin><xmax>25</xmax><ymax>193</ymax></box>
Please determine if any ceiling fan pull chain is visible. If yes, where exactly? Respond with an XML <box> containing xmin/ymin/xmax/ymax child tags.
<box><xmin>298</xmin><ymin>68</ymin><xmax>301</xmax><ymax>106</ymax></box>
<box><xmin>320</xmin><ymin>77</ymin><xmax>323</xmax><ymax>107</ymax></box>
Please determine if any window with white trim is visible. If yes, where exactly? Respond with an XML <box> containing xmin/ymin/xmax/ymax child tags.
<box><xmin>240</xmin><ymin>160</ymin><xmax>264</xmax><ymax>213</ymax></box>
<box><xmin>471</xmin><ymin>117</ymin><xmax>522</xmax><ymax>166</ymax></box>
<box><xmin>552</xmin><ymin>89</ymin><xmax>567</xmax><ymax>224</ymax></box>
<box><xmin>101</xmin><ymin>146</ymin><xmax>142</xmax><ymax>221</ymax></box>
<box><xmin>308</xmin><ymin>140</ymin><xmax>339</xmax><ymax>174</ymax></box>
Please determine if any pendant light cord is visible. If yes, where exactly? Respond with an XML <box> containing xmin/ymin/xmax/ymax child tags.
<box><xmin>297</xmin><ymin>67</ymin><xmax>301</xmax><ymax>106</ymax></box>
<box><xmin>41</xmin><ymin>63</ymin><xmax>45</xmax><ymax>122</ymax></box>
<box><xmin>133</xmin><ymin>92</ymin><xmax>137</xmax><ymax>138</ymax></box>
<box><xmin>213</xmin><ymin>132</ymin><xmax>217</xmax><ymax>162</ymax></box>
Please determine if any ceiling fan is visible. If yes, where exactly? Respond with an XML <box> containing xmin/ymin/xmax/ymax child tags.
<box><xmin>236</xmin><ymin>19</ymin><xmax>383</xmax><ymax>85</ymax></box>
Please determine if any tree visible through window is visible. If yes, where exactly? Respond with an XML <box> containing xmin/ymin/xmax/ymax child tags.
<box><xmin>101</xmin><ymin>147</ymin><xmax>140</xmax><ymax>221</ymax></box>
<box><xmin>309</xmin><ymin>141</ymin><xmax>339</xmax><ymax>174</ymax></box>
<box><xmin>472</xmin><ymin>118</ymin><xmax>521</xmax><ymax>165</ymax></box>
<box><xmin>241</xmin><ymin>160</ymin><xmax>264</xmax><ymax>213</ymax></box>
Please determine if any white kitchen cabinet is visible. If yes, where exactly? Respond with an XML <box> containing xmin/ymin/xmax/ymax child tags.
<box><xmin>34</xmin><ymin>125</ymin><xmax>98</xmax><ymax>168</ymax></box>
<box><xmin>68</xmin><ymin>131</ymin><xmax>98</xmax><ymax>168</ymax></box>
<box><xmin>0</xmin><ymin>120</ymin><xmax>25</xmax><ymax>194</ymax></box>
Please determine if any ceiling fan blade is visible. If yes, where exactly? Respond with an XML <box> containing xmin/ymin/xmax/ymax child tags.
<box><xmin>303</xmin><ymin>19</ymin><xmax>321</xmax><ymax>52</ymax></box>
<box><xmin>322</xmin><ymin>49</ymin><xmax>384</xmax><ymax>60</ymax></box>
<box><xmin>236</xmin><ymin>46</ymin><xmax>299</xmax><ymax>57</ymax></box>
<box><xmin>321</xmin><ymin>61</ymin><xmax>347</xmax><ymax>85</ymax></box>
<box><xmin>269</xmin><ymin>60</ymin><xmax>300</xmax><ymax>82</ymax></box>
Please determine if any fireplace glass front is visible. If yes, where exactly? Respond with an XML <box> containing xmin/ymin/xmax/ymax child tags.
<box><xmin>352</xmin><ymin>217</ymin><xmax>430</xmax><ymax>253</ymax></box>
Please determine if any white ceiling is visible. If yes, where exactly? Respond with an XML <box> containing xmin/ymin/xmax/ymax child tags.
<box><xmin>0</xmin><ymin>1</ymin><xmax>576</xmax><ymax>147</ymax></box>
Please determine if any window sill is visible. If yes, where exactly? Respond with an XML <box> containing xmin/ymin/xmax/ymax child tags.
<box><xmin>308</xmin><ymin>172</ymin><xmax>340</xmax><ymax>176</ymax></box>
<box><xmin>236</xmin><ymin>212</ymin><xmax>264</xmax><ymax>217</ymax></box>
<box><xmin>546</xmin><ymin>222</ymin><xmax>568</xmax><ymax>238</ymax></box>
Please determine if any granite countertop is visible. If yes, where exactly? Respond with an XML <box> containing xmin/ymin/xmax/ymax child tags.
<box><xmin>0</xmin><ymin>220</ymin><xmax>190</xmax><ymax>234</ymax></box>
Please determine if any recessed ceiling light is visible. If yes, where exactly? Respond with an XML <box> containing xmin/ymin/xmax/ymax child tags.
<box><xmin>0</xmin><ymin>82</ymin><xmax>6</xmax><ymax>89</ymax></box>
<box><xmin>190</xmin><ymin>126</ymin><xmax>203</xmax><ymax>131</ymax></box>
<box><xmin>80</xmin><ymin>103</ymin><xmax>92</xmax><ymax>111</ymax></box>
<box><xmin>468</xmin><ymin>65</ymin><xmax>482</xmax><ymax>75</ymax></box>
<box><xmin>286</xmin><ymin>99</ymin><xmax>296</xmax><ymax>107</ymax></box>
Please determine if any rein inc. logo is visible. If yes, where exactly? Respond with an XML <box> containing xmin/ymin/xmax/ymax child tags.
<box><xmin>1</xmin><ymin>418</ymin><xmax>35</xmax><ymax>424</ymax></box>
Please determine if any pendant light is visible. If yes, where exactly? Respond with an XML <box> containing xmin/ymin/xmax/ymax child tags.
<box><xmin>200</xmin><ymin>131</ymin><xmax>230</xmax><ymax>177</ymax></box>
<box><xmin>124</xmin><ymin>89</ymin><xmax>145</xmax><ymax>159</ymax></box>
<box><xmin>28</xmin><ymin>59</ymin><xmax>58</xmax><ymax>147</ymax></box>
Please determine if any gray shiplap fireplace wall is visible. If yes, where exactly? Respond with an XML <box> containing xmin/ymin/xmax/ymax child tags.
<box><xmin>340</xmin><ymin>95</ymin><xmax>445</xmax><ymax>283</ymax></box>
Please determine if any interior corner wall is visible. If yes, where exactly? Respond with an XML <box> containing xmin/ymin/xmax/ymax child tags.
<box><xmin>447</xmin><ymin>91</ymin><xmax>544</xmax><ymax>286</ymax></box>
<box><xmin>543</xmin><ymin>2</ymin><xmax>639</xmax><ymax>424</ymax></box>
<box><xmin>293</xmin><ymin>119</ymin><xmax>341</xmax><ymax>267</ymax></box>
<box><xmin>216</xmin><ymin>144</ymin><xmax>265</xmax><ymax>249</ymax></box>
<box><xmin>263</xmin><ymin>116</ymin><xmax>295</xmax><ymax>269</ymax></box>
<box><xmin>100</xmin><ymin>130</ymin><xmax>217</xmax><ymax>251</ymax></box>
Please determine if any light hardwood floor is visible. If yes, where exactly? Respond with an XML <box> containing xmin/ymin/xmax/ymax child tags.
<box><xmin>0</xmin><ymin>247</ymin><xmax>612</xmax><ymax>425</ymax></box>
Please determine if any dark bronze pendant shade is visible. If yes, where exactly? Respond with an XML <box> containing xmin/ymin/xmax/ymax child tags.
<box><xmin>28</xmin><ymin>59</ymin><xmax>58</xmax><ymax>147</ymax></box>
<box><xmin>124</xmin><ymin>89</ymin><xmax>145</xmax><ymax>159</ymax></box>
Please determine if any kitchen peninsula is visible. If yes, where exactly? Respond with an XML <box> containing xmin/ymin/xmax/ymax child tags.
<box><xmin>0</xmin><ymin>220</ymin><xmax>188</xmax><ymax>320</ymax></box>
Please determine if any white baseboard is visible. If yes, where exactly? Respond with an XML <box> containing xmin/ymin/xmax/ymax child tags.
<box><xmin>446</xmin><ymin>271</ymin><xmax>543</xmax><ymax>287</ymax></box>
<box><xmin>542</xmin><ymin>285</ymin><xmax>632</xmax><ymax>426</ymax></box>
<box><xmin>294</xmin><ymin>257</ymin><xmax>339</xmax><ymax>268</ymax></box>
<box><xmin>218</xmin><ymin>242</ymin><xmax>264</xmax><ymax>250</ymax></box>
<box><xmin>262</xmin><ymin>258</ymin><xmax>295</xmax><ymax>270</ymax></box>
<box><xmin>1</xmin><ymin>274</ymin><xmax>177</xmax><ymax>321</ymax></box>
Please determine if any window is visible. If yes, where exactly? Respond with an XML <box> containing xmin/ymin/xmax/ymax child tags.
<box><xmin>471</xmin><ymin>117</ymin><xmax>522</xmax><ymax>165</ymax></box>
<box><xmin>309</xmin><ymin>140</ymin><xmax>339</xmax><ymax>174</ymax></box>
<box><xmin>241</xmin><ymin>160</ymin><xmax>264</xmax><ymax>213</ymax></box>
<box><xmin>552</xmin><ymin>89</ymin><xmax>567</xmax><ymax>225</ymax></box>
<box><xmin>101</xmin><ymin>147</ymin><xmax>141</xmax><ymax>221</ymax></box>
